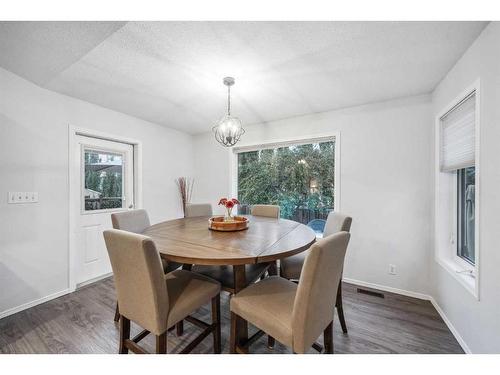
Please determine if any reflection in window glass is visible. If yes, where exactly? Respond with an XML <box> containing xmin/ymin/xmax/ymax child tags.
<box><xmin>84</xmin><ymin>150</ymin><xmax>124</xmax><ymax>211</ymax></box>
<box><xmin>457</xmin><ymin>166</ymin><xmax>475</xmax><ymax>264</ymax></box>
<box><xmin>237</xmin><ymin>141</ymin><xmax>335</xmax><ymax>235</ymax></box>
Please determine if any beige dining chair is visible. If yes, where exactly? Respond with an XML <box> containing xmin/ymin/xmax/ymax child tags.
<box><xmin>104</xmin><ymin>229</ymin><xmax>221</xmax><ymax>354</ymax></box>
<box><xmin>251</xmin><ymin>204</ymin><xmax>280</xmax><ymax>218</ymax></box>
<box><xmin>280</xmin><ymin>211</ymin><xmax>352</xmax><ymax>334</ymax></box>
<box><xmin>111</xmin><ymin>209</ymin><xmax>183</xmax><ymax>322</ymax></box>
<box><xmin>178</xmin><ymin>203</ymin><xmax>214</xmax><ymax>335</ymax></box>
<box><xmin>185</xmin><ymin>203</ymin><xmax>213</xmax><ymax>218</ymax></box>
<box><xmin>230</xmin><ymin>231</ymin><xmax>350</xmax><ymax>354</ymax></box>
<box><xmin>250</xmin><ymin>204</ymin><xmax>281</xmax><ymax>280</ymax></box>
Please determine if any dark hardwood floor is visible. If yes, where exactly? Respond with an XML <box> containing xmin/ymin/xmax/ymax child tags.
<box><xmin>0</xmin><ymin>279</ymin><xmax>463</xmax><ymax>354</ymax></box>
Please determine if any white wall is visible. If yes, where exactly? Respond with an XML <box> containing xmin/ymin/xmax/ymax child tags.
<box><xmin>0</xmin><ymin>67</ymin><xmax>193</xmax><ymax>316</ymax></box>
<box><xmin>193</xmin><ymin>95</ymin><xmax>434</xmax><ymax>296</ymax></box>
<box><xmin>431</xmin><ymin>22</ymin><xmax>500</xmax><ymax>353</ymax></box>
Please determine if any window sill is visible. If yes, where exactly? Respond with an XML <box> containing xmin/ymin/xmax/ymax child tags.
<box><xmin>436</xmin><ymin>256</ymin><xmax>478</xmax><ymax>300</ymax></box>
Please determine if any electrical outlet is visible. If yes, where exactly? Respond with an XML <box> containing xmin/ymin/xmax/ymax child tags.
<box><xmin>8</xmin><ymin>192</ymin><xmax>38</xmax><ymax>204</ymax></box>
<box><xmin>389</xmin><ymin>264</ymin><xmax>397</xmax><ymax>275</ymax></box>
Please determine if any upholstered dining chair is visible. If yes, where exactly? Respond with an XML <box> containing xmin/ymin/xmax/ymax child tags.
<box><xmin>111</xmin><ymin>209</ymin><xmax>182</xmax><ymax>322</ymax></box>
<box><xmin>251</xmin><ymin>204</ymin><xmax>280</xmax><ymax>218</ymax></box>
<box><xmin>177</xmin><ymin>203</ymin><xmax>214</xmax><ymax>335</ymax></box>
<box><xmin>104</xmin><ymin>229</ymin><xmax>221</xmax><ymax>354</ymax></box>
<box><xmin>185</xmin><ymin>203</ymin><xmax>213</xmax><ymax>218</ymax></box>
<box><xmin>280</xmin><ymin>211</ymin><xmax>352</xmax><ymax>334</ymax></box>
<box><xmin>230</xmin><ymin>231</ymin><xmax>351</xmax><ymax>354</ymax></box>
<box><xmin>192</xmin><ymin>203</ymin><xmax>271</xmax><ymax>295</ymax></box>
<box><xmin>250</xmin><ymin>204</ymin><xmax>281</xmax><ymax>280</ymax></box>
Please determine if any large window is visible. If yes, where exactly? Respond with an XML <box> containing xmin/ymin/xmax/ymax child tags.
<box><xmin>236</xmin><ymin>138</ymin><xmax>336</xmax><ymax>234</ymax></box>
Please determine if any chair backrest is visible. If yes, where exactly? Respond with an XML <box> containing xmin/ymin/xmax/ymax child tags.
<box><xmin>251</xmin><ymin>204</ymin><xmax>280</xmax><ymax>218</ymax></box>
<box><xmin>103</xmin><ymin>229</ymin><xmax>168</xmax><ymax>335</ymax></box>
<box><xmin>291</xmin><ymin>231</ymin><xmax>350</xmax><ymax>353</ymax></box>
<box><xmin>111</xmin><ymin>209</ymin><xmax>151</xmax><ymax>234</ymax></box>
<box><xmin>323</xmin><ymin>211</ymin><xmax>352</xmax><ymax>237</ymax></box>
<box><xmin>185</xmin><ymin>203</ymin><xmax>213</xmax><ymax>218</ymax></box>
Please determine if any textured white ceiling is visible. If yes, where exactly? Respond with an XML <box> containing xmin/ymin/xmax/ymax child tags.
<box><xmin>0</xmin><ymin>21</ymin><xmax>126</xmax><ymax>85</ymax></box>
<box><xmin>0</xmin><ymin>21</ymin><xmax>487</xmax><ymax>134</ymax></box>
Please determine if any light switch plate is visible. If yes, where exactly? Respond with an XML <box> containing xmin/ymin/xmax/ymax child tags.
<box><xmin>8</xmin><ymin>192</ymin><xmax>38</xmax><ymax>204</ymax></box>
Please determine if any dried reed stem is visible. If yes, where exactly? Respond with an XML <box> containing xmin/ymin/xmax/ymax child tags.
<box><xmin>175</xmin><ymin>177</ymin><xmax>194</xmax><ymax>216</ymax></box>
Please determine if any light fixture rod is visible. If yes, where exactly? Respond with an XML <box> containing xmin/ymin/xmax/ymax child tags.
<box><xmin>223</xmin><ymin>76</ymin><xmax>235</xmax><ymax>116</ymax></box>
<box><xmin>227</xmin><ymin>84</ymin><xmax>231</xmax><ymax>115</ymax></box>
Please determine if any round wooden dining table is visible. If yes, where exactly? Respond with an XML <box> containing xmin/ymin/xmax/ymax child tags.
<box><xmin>142</xmin><ymin>214</ymin><xmax>316</xmax><ymax>351</ymax></box>
<box><xmin>143</xmin><ymin>214</ymin><xmax>316</xmax><ymax>270</ymax></box>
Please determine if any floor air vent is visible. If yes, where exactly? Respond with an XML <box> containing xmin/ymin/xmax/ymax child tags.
<box><xmin>356</xmin><ymin>288</ymin><xmax>385</xmax><ymax>298</ymax></box>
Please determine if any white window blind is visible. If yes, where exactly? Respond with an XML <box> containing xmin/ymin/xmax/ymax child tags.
<box><xmin>440</xmin><ymin>92</ymin><xmax>476</xmax><ymax>172</ymax></box>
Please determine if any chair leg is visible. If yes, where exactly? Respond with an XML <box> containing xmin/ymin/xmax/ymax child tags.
<box><xmin>119</xmin><ymin>316</ymin><xmax>130</xmax><ymax>354</ymax></box>
<box><xmin>336</xmin><ymin>283</ymin><xmax>348</xmax><ymax>334</ymax></box>
<box><xmin>230</xmin><ymin>312</ymin><xmax>238</xmax><ymax>354</ymax></box>
<box><xmin>176</xmin><ymin>321</ymin><xmax>184</xmax><ymax>336</ymax></box>
<box><xmin>114</xmin><ymin>302</ymin><xmax>120</xmax><ymax>322</ymax></box>
<box><xmin>267</xmin><ymin>335</ymin><xmax>275</xmax><ymax>349</ymax></box>
<box><xmin>268</xmin><ymin>260</ymin><xmax>278</xmax><ymax>276</ymax></box>
<box><xmin>323</xmin><ymin>321</ymin><xmax>334</xmax><ymax>354</ymax></box>
<box><xmin>212</xmin><ymin>294</ymin><xmax>222</xmax><ymax>354</ymax></box>
<box><xmin>156</xmin><ymin>332</ymin><xmax>167</xmax><ymax>354</ymax></box>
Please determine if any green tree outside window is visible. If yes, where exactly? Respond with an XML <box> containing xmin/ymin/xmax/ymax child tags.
<box><xmin>237</xmin><ymin>141</ymin><xmax>335</xmax><ymax>224</ymax></box>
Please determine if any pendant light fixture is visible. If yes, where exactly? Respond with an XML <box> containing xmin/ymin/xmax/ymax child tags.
<box><xmin>212</xmin><ymin>76</ymin><xmax>245</xmax><ymax>147</ymax></box>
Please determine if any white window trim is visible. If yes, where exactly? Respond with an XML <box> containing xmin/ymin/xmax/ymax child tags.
<box><xmin>228</xmin><ymin>132</ymin><xmax>341</xmax><ymax>212</ymax></box>
<box><xmin>434</xmin><ymin>80</ymin><xmax>480</xmax><ymax>300</ymax></box>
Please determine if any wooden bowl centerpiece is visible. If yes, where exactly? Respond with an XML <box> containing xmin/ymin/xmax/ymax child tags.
<box><xmin>208</xmin><ymin>216</ymin><xmax>249</xmax><ymax>232</ymax></box>
<box><xmin>210</xmin><ymin>197</ymin><xmax>248</xmax><ymax>231</ymax></box>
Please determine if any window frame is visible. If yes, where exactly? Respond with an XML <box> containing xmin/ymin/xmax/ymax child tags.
<box><xmin>80</xmin><ymin>144</ymin><xmax>129</xmax><ymax>215</ymax></box>
<box><xmin>230</xmin><ymin>132</ymin><xmax>341</xmax><ymax>214</ymax></box>
<box><xmin>434</xmin><ymin>80</ymin><xmax>480</xmax><ymax>300</ymax></box>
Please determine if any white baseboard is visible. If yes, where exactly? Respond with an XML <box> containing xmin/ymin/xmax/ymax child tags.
<box><xmin>342</xmin><ymin>277</ymin><xmax>471</xmax><ymax>354</ymax></box>
<box><xmin>76</xmin><ymin>272</ymin><xmax>113</xmax><ymax>289</ymax></box>
<box><xmin>0</xmin><ymin>289</ymin><xmax>71</xmax><ymax>320</ymax></box>
<box><xmin>343</xmin><ymin>277</ymin><xmax>431</xmax><ymax>300</ymax></box>
<box><xmin>428</xmin><ymin>296</ymin><xmax>471</xmax><ymax>354</ymax></box>
<box><xmin>0</xmin><ymin>273</ymin><xmax>112</xmax><ymax>320</ymax></box>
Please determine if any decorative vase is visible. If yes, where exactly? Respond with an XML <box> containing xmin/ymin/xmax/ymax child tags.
<box><xmin>224</xmin><ymin>207</ymin><xmax>233</xmax><ymax>222</ymax></box>
<box><xmin>218</xmin><ymin>197</ymin><xmax>239</xmax><ymax>222</ymax></box>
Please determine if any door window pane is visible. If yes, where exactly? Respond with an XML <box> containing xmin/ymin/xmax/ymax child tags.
<box><xmin>237</xmin><ymin>141</ymin><xmax>335</xmax><ymax>235</ymax></box>
<box><xmin>84</xmin><ymin>149</ymin><xmax>124</xmax><ymax>211</ymax></box>
<box><xmin>457</xmin><ymin>166</ymin><xmax>475</xmax><ymax>264</ymax></box>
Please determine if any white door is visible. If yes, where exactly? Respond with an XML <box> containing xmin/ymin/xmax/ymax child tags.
<box><xmin>73</xmin><ymin>135</ymin><xmax>134</xmax><ymax>286</ymax></box>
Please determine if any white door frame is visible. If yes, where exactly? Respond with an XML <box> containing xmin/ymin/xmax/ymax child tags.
<box><xmin>68</xmin><ymin>125</ymin><xmax>143</xmax><ymax>291</ymax></box>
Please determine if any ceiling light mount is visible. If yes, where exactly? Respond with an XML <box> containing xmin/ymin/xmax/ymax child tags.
<box><xmin>223</xmin><ymin>76</ymin><xmax>235</xmax><ymax>86</ymax></box>
<box><xmin>212</xmin><ymin>76</ymin><xmax>245</xmax><ymax>147</ymax></box>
